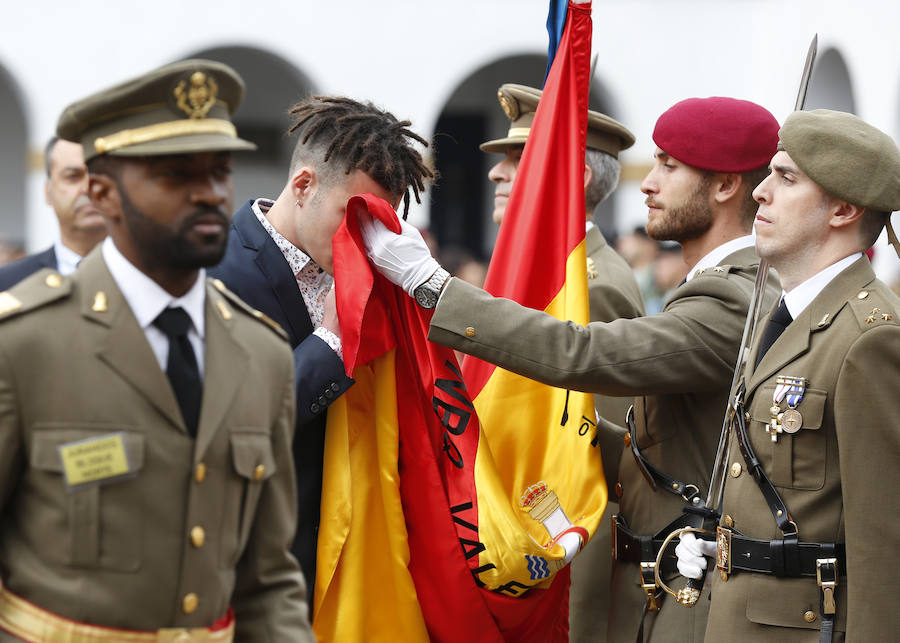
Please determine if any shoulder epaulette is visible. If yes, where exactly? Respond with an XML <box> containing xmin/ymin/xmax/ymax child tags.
<box><xmin>847</xmin><ymin>286</ymin><xmax>899</xmax><ymax>330</ymax></box>
<box><xmin>691</xmin><ymin>264</ymin><xmax>735</xmax><ymax>280</ymax></box>
<box><xmin>0</xmin><ymin>269</ymin><xmax>72</xmax><ymax>323</ymax></box>
<box><xmin>208</xmin><ymin>277</ymin><xmax>289</xmax><ymax>341</ymax></box>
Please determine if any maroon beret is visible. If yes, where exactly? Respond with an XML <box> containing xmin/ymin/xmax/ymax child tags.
<box><xmin>652</xmin><ymin>97</ymin><xmax>779</xmax><ymax>173</ymax></box>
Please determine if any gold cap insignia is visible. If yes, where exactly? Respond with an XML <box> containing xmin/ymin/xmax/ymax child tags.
<box><xmin>498</xmin><ymin>89</ymin><xmax>519</xmax><ymax>121</ymax></box>
<box><xmin>174</xmin><ymin>71</ymin><xmax>218</xmax><ymax>119</ymax></box>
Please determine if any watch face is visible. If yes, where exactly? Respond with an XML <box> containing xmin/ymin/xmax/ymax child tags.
<box><xmin>415</xmin><ymin>286</ymin><xmax>437</xmax><ymax>309</ymax></box>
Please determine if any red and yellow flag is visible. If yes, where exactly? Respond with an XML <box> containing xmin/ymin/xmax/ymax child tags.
<box><xmin>313</xmin><ymin>3</ymin><xmax>606</xmax><ymax>641</ymax></box>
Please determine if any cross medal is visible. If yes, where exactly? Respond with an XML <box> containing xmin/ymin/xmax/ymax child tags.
<box><xmin>768</xmin><ymin>376</ymin><xmax>808</xmax><ymax>442</ymax></box>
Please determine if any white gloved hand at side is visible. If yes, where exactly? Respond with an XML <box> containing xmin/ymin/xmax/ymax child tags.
<box><xmin>357</xmin><ymin>211</ymin><xmax>441</xmax><ymax>297</ymax></box>
<box><xmin>674</xmin><ymin>532</ymin><xmax>717</xmax><ymax>580</ymax></box>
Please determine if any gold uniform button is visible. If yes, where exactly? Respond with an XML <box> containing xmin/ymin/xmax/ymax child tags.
<box><xmin>194</xmin><ymin>462</ymin><xmax>207</xmax><ymax>483</ymax></box>
<box><xmin>804</xmin><ymin>610</ymin><xmax>817</xmax><ymax>623</ymax></box>
<box><xmin>182</xmin><ymin>593</ymin><xmax>199</xmax><ymax>614</ymax></box>
<box><xmin>45</xmin><ymin>274</ymin><xmax>62</xmax><ymax>288</ymax></box>
<box><xmin>190</xmin><ymin>526</ymin><xmax>205</xmax><ymax>548</ymax></box>
<box><xmin>730</xmin><ymin>462</ymin><xmax>742</xmax><ymax>477</ymax></box>
<box><xmin>723</xmin><ymin>515</ymin><xmax>734</xmax><ymax>528</ymax></box>
<box><xmin>857</xmin><ymin>290</ymin><xmax>869</xmax><ymax>300</ymax></box>
<box><xmin>465</xmin><ymin>327</ymin><xmax>476</xmax><ymax>338</ymax></box>
<box><xmin>253</xmin><ymin>464</ymin><xmax>266</xmax><ymax>480</ymax></box>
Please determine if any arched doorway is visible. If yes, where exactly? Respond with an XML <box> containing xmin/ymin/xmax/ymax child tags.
<box><xmin>179</xmin><ymin>46</ymin><xmax>316</xmax><ymax>206</ymax></box>
<box><xmin>430</xmin><ymin>53</ymin><xmax>623</xmax><ymax>264</ymax></box>
<box><xmin>0</xmin><ymin>63</ymin><xmax>28</xmax><ymax>254</ymax></box>
<box><xmin>805</xmin><ymin>47</ymin><xmax>856</xmax><ymax>113</ymax></box>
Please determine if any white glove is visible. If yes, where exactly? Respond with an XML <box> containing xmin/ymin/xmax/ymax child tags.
<box><xmin>674</xmin><ymin>532</ymin><xmax>717</xmax><ymax>580</ymax></box>
<box><xmin>358</xmin><ymin>211</ymin><xmax>441</xmax><ymax>297</ymax></box>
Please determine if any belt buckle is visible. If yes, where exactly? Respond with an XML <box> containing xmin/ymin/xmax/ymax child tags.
<box><xmin>639</xmin><ymin>561</ymin><xmax>660</xmax><ymax>611</ymax></box>
<box><xmin>715</xmin><ymin>526</ymin><xmax>732</xmax><ymax>581</ymax></box>
<box><xmin>816</xmin><ymin>557</ymin><xmax>839</xmax><ymax>615</ymax></box>
<box><xmin>157</xmin><ymin>628</ymin><xmax>211</xmax><ymax>643</ymax></box>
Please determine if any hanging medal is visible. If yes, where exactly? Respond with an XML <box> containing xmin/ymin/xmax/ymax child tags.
<box><xmin>768</xmin><ymin>375</ymin><xmax>808</xmax><ymax>441</ymax></box>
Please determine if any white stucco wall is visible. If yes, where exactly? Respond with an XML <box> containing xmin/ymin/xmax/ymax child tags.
<box><xmin>1</xmin><ymin>0</ymin><xmax>898</xmax><ymax>272</ymax></box>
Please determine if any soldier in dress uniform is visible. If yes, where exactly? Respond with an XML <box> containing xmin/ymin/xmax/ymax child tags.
<box><xmin>358</xmin><ymin>96</ymin><xmax>782</xmax><ymax>642</ymax></box>
<box><xmin>0</xmin><ymin>59</ymin><xmax>313</xmax><ymax>642</ymax></box>
<box><xmin>480</xmin><ymin>83</ymin><xmax>645</xmax><ymax>642</ymax></box>
<box><xmin>675</xmin><ymin>109</ymin><xmax>900</xmax><ymax>642</ymax></box>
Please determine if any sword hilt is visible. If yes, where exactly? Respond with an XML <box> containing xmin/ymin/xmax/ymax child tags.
<box><xmin>654</xmin><ymin>526</ymin><xmax>714</xmax><ymax>608</ymax></box>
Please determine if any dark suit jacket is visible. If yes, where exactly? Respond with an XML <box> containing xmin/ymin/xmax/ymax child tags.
<box><xmin>0</xmin><ymin>246</ymin><xmax>56</xmax><ymax>290</ymax></box>
<box><xmin>209</xmin><ymin>199</ymin><xmax>352</xmax><ymax>605</ymax></box>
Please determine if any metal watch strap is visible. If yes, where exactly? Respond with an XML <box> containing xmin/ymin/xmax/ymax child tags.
<box><xmin>414</xmin><ymin>267</ymin><xmax>449</xmax><ymax>309</ymax></box>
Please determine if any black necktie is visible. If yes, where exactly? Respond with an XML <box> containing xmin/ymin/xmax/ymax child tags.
<box><xmin>153</xmin><ymin>307</ymin><xmax>202</xmax><ymax>436</ymax></box>
<box><xmin>754</xmin><ymin>298</ymin><xmax>793</xmax><ymax>368</ymax></box>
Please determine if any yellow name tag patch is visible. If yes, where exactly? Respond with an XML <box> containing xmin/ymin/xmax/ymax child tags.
<box><xmin>58</xmin><ymin>433</ymin><xmax>131</xmax><ymax>487</ymax></box>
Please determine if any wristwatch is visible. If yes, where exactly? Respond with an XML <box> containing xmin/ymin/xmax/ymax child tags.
<box><xmin>413</xmin><ymin>267</ymin><xmax>450</xmax><ymax>309</ymax></box>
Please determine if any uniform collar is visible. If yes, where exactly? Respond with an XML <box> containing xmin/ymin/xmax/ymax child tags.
<box><xmin>100</xmin><ymin>237</ymin><xmax>206</xmax><ymax>338</ymax></box>
<box><xmin>782</xmin><ymin>252</ymin><xmax>863</xmax><ymax>319</ymax></box>
<box><xmin>53</xmin><ymin>239</ymin><xmax>83</xmax><ymax>276</ymax></box>
<box><xmin>685</xmin><ymin>235</ymin><xmax>754</xmax><ymax>282</ymax></box>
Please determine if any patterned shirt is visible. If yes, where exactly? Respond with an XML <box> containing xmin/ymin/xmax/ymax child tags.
<box><xmin>251</xmin><ymin>198</ymin><xmax>342</xmax><ymax>357</ymax></box>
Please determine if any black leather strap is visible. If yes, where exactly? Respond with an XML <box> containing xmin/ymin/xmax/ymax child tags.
<box><xmin>626</xmin><ymin>406</ymin><xmax>703</xmax><ymax>505</ymax></box>
<box><xmin>612</xmin><ymin>513</ymin><xmax>701</xmax><ymax>574</ymax></box>
<box><xmin>733</xmin><ymin>401</ymin><xmax>798</xmax><ymax>537</ymax></box>
<box><xmin>724</xmin><ymin>533</ymin><xmax>845</xmax><ymax>577</ymax></box>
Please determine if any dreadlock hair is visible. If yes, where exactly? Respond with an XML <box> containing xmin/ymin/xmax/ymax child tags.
<box><xmin>287</xmin><ymin>96</ymin><xmax>434</xmax><ymax>219</ymax></box>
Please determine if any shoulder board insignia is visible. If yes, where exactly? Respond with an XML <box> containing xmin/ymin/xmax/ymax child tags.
<box><xmin>207</xmin><ymin>277</ymin><xmax>288</xmax><ymax>341</ymax></box>
<box><xmin>847</xmin><ymin>286</ymin><xmax>898</xmax><ymax>330</ymax></box>
<box><xmin>0</xmin><ymin>269</ymin><xmax>72</xmax><ymax>322</ymax></box>
<box><xmin>694</xmin><ymin>265</ymin><xmax>734</xmax><ymax>280</ymax></box>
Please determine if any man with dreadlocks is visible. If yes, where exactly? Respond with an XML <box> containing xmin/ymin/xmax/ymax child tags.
<box><xmin>210</xmin><ymin>95</ymin><xmax>433</xmax><ymax>605</ymax></box>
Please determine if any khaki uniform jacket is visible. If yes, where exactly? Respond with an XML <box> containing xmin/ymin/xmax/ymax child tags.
<box><xmin>430</xmin><ymin>246</ymin><xmax>778</xmax><ymax>643</ymax></box>
<box><xmin>706</xmin><ymin>257</ymin><xmax>900</xmax><ymax>642</ymax></box>
<box><xmin>0</xmin><ymin>251</ymin><xmax>314</xmax><ymax>642</ymax></box>
<box><xmin>571</xmin><ymin>226</ymin><xmax>645</xmax><ymax>643</ymax></box>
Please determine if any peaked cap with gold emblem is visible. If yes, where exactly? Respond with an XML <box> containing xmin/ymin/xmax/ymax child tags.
<box><xmin>480</xmin><ymin>83</ymin><xmax>635</xmax><ymax>158</ymax></box>
<box><xmin>57</xmin><ymin>59</ymin><xmax>256</xmax><ymax>161</ymax></box>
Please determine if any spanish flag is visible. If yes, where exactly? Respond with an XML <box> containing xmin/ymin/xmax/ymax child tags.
<box><xmin>313</xmin><ymin>3</ymin><xmax>604</xmax><ymax>641</ymax></box>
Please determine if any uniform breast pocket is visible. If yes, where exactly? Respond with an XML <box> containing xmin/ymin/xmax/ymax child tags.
<box><xmin>750</xmin><ymin>386</ymin><xmax>827</xmax><ymax>490</ymax></box>
<box><xmin>27</xmin><ymin>427</ymin><xmax>145</xmax><ymax>571</ymax></box>
<box><xmin>220</xmin><ymin>431</ymin><xmax>277</xmax><ymax>567</ymax></box>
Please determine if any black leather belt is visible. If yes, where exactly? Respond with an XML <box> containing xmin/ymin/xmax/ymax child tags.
<box><xmin>612</xmin><ymin>514</ymin><xmax>681</xmax><ymax>576</ymax></box>
<box><xmin>718</xmin><ymin>530</ymin><xmax>845</xmax><ymax>577</ymax></box>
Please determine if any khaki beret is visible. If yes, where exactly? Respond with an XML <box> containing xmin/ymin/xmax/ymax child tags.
<box><xmin>480</xmin><ymin>83</ymin><xmax>635</xmax><ymax>158</ymax></box>
<box><xmin>778</xmin><ymin>109</ymin><xmax>900</xmax><ymax>212</ymax></box>
<box><xmin>57</xmin><ymin>59</ymin><xmax>256</xmax><ymax>161</ymax></box>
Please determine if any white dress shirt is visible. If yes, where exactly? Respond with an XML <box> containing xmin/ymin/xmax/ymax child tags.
<box><xmin>101</xmin><ymin>237</ymin><xmax>207</xmax><ymax>377</ymax></box>
<box><xmin>685</xmin><ymin>235</ymin><xmax>756</xmax><ymax>282</ymax></box>
<box><xmin>54</xmin><ymin>239</ymin><xmax>83</xmax><ymax>276</ymax></box>
<box><xmin>781</xmin><ymin>252</ymin><xmax>862</xmax><ymax>319</ymax></box>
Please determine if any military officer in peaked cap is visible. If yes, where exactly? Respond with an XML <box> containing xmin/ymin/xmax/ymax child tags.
<box><xmin>358</xmin><ymin>96</ymin><xmax>782</xmax><ymax>642</ymax></box>
<box><xmin>675</xmin><ymin>110</ymin><xmax>900</xmax><ymax>642</ymax></box>
<box><xmin>480</xmin><ymin>82</ymin><xmax>645</xmax><ymax>642</ymax></box>
<box><xmin>0</xmin><ymin>59</ymin><xmax>313</xmax><ymax>642</ymax></box>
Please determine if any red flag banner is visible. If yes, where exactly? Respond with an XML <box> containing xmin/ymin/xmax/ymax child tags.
<box><xmin>314</xmin><ymin>3</ymin><xmax>604</xmax><ymax>641</ymax></box>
